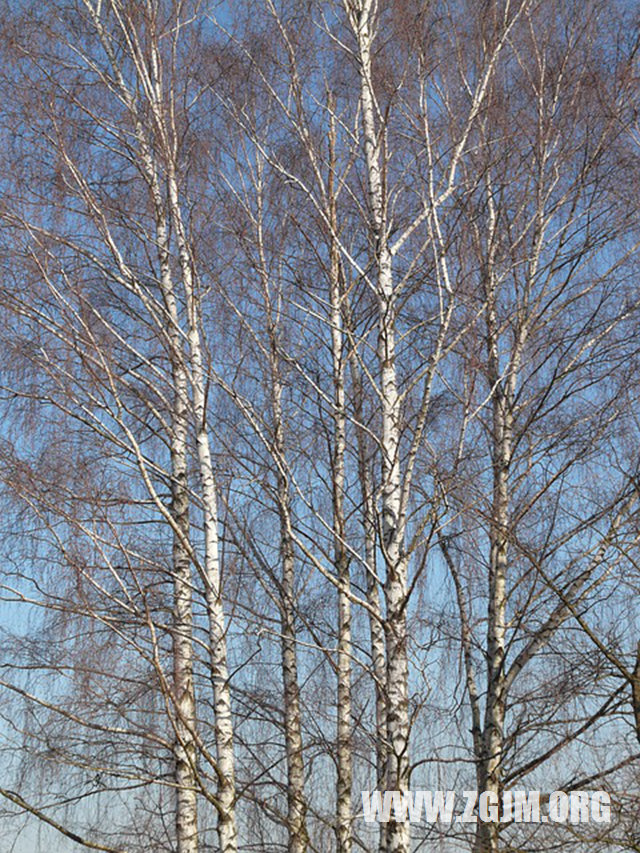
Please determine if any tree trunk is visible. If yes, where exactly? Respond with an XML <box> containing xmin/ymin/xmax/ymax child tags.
<box><xmin>167</xmin><ymin>166</ymin><xmax>238</xmax><ymax>853</ymax></box>
<box><xmin>349</xmin><ymin>330</ymin><xmax>388</xmax><ymax>853</ymax></box>
<box><xmin>170</xmin><ymin>362</ymin><xmax>199</xmax><ymax>853</ymax></box>
<box><xmin>352</xmin><ymin>4</ymin><xmax>410</xmax><ymax>851</ymax></box>
<box><xmin>474</xmin><ymin>277</ymin><xmax>512</xmax><ymax>853</ymax></box>
<box><xmin>328</xmin><ymin>124</ymin><xmax>353</xmax><ymax>853</ymax></box>
<box><xmin>271</xmin><ymin>341</ymin><xmax>308</xmax><ymax>853</ymax></box>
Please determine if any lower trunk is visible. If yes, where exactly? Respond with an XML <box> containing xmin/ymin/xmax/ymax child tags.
<box><xmin>473</xmin><ymin>373</ymin><xmax>510</xmax><ymax>853</ymax></box>
<box><xmin>173</xmin><ymin>561</ymin><xmax>198</xmax><ymax>853</ymax></box>
<box><xmin>473</xmin><ymin>556</ymin><xmax>506</xmax><ymax>853</ymax></box>
<box><xmin>167</xmin><ymin>158</ymin><xmax>238</xmax><ymax>848</ymax></box>
<box><xmin>384</xmin><ymin>558</ymin><xmax>410</xmax><ymax>853</ymax></box>
<box><xmin>350</xmin><ymin>351</ymin><xmax>388</xmax><ymax>853</ymax></box>
<box><xmin>171</xmin><ymin>376</ymin><xmax>199</xmax><ymax>853</ymax></box>
<box><xmin>365</xmin><ymin>473</ymin><xmax>389</xmax><ymax>853</ymax></box>
<box><xmin>279</xmin><ymin>486</ymin><xmax>308</xmax><ymax>853</ymax></box>
<box><xmin>205</xmin><ymin>581</ymin><xmax>238</xmax><ymax>853</ymax></box>
<box><xmin>193</xmin><ymin>423</ymin><xmax>237</xmax><ymax>853</ymax></box>
<box><xmin>329</xmin><ymin>168</ymin><xmax>352</xmax><ymax>853</ymax></box>
<box><xmin>336</xmin><ymin>563</ymin><xmax>352</xmax><ymax>853</ymax></box>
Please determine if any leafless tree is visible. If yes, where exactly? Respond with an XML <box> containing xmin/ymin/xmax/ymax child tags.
<box><xmin>0</xmin><ymin>3</ymin><xmax>639</xmax><ymax>853</ymax></box>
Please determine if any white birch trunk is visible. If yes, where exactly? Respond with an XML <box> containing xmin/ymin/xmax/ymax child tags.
<box><xmin>166</xmin><ymin>169</ymin><xmax>238</xmax><ymax>853</ymax></box>
<box><xmin>249</xmin><ymin>162</ymin><xmax>309</xmax><ymax>850</ymax></box>
<box><xmin>473</xmin><ymin>279</ymin><xmax>511</xmax><ymax>853</ymax></box>
<box><xmin>272</xmin><ymin>371</ymin><xmax>309</xmax><ymax>853</ymax></box>
<box><xmin>145</xmin><ymin>155</ymin><xmax>200</xmax><ymax>853</ymax></box>
<box><xmin>170</xmin><ymin>362</ymin><xmax>200</xmax><ymax>853</ymax></box>
<box><xmin>328</xmin><ymin>126</ymin><xmax>353</xmax><ymax>853</ymax></box>
<box><xmin>347</xmin><ymin>323</ymin><xmax>388</xmax><ymax>852</ymax></box>
<box><xmin>74</xmin><ymin>13</ymin><xmax>204</xmax><ymax>844</ymax></box>
<box><xmin>351</xmin><ymin>4</ymin><xmax>410</xmax><ymax>851</ymax></box>
<box><xmin>149</xmin><ymin>190</ymin><xmax>199</xmax><ymax>853</ymax></box>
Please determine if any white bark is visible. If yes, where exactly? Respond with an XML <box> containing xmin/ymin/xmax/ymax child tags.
<box><xmin>351</xmin><ymin>351</ymin><xmax>388</xmax><ymax>853</ymax></box>
<box><xmin>140</xmin><ymin>133</ymin><xmax>200</xmax><ymax>853</ymax></box>
<box><xmin>472</xmin><ymin>235</ymin><xmax>516</xmax><ymax>852</ymax></box>
<box><xmin>349</xmin><ymin>4</ymin><xmax>409</xmax><ymax>851</ymax></box>
<box><xmin>255</xmin><ymin>181</ymin><xmax>308</xmax><ymax>851</ymax></box>
<box><xmin>152</xmin><ymin>185</ymin><xmax>200</xmax><ymax>853</ymax></box>
<box><xmin>166</xmin><ymin>168</ymin><xmax>238</xmax><ymax>852</ymax></box>
<box><xmin>83</xmin><ymin>6</ymin><xmax>238</xmax><ymax>843</ymax></box>
<box><xmin>328</xmin><ymin>118</ymin><xmax>353</xmax><ymax>853</ymax></box>
<box><xmin>170</xmin><ymin>363</ymin><xmax>199</xmax><ymax>853</ymax></box>
<box><xmin>134</xmin><ymin>96</ymin><xmax>200</xmax><ymax>853</ymax></box>
<box><xmin>272</xmin><ymin>372</ymin><xmax>309</xmax><ymax>853</ymax></box>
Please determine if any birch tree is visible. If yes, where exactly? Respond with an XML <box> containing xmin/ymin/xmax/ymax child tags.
<box><xmin>434</xmin><ymin>4</ymin><xmax>640</xmax><ymax>850</ymax></box>
<box><xmin>0</xmin><ymin>3</ymin><xmax>639</xmax><ymax>853</ymax></box>
<box><xmin>0</xmin><ymin>1</ymin><xmax>237</xmax><ymax>850</ymax></box>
